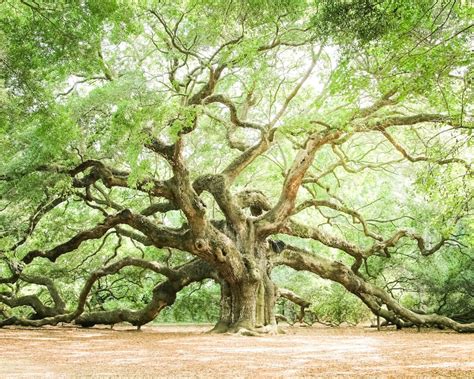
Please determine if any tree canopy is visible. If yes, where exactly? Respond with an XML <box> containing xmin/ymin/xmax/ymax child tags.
<box><xmin>0</xmin><ymin>0</ymin><xmax>473</xmax><ymax>333</ymax></box>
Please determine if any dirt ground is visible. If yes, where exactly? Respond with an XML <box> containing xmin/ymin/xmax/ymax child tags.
<box><xmin>0</xmin><ymin>324</ymin><xmax>473</xmax><ymax>378</ymax></box>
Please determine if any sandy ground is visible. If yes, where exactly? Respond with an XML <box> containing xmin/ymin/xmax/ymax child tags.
<box><xmin>0</xmin><ymin>324</ymin><xmax>473</xmax><ymax>378</ymax></box>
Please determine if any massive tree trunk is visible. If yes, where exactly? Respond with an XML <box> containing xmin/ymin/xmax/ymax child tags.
<box><xmin>216</xmin><ymin>272</ymin><xmax>276</xmax><ymax>333</ymax></box>
<box><xmin>210</xmin><ymin>234</ymin><xmax>278</xmax><ymax>333</ymax></box>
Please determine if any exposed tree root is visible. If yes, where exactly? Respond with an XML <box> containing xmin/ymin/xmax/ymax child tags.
<box><xmin>222</xmin><ymin>324</ymin><xmax>285</xmax><ymax>336</ymax></box>
<box><xmin>207</xmin><ymin>322</ymin><xmax>230</xmax><ymax>334</ymax></box>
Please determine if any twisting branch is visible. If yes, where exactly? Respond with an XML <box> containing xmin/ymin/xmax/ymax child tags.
<box><xmin>365</xmin><ymin>113</ymin><xmax>462</xmax><ymax>131</ymax></box>
<box><xmin>0</xmin><ymin>257</ymin><xmax>211</xmax><ymax>328</ymax></box>
<box><xmin>143</xmin><ymin>130</ymin><xmax>175</xmax><ymax>161</ymax></box>
<box><xmin>380</xmin><ymin>128</ymin><xmax>471</xmax><ymax>172</ymax></box>
<box><xmin>3</xmin><ymin>160</ymin><xmax>173</xmax><ymax>201</ymax></box>
<box><xmin>74</xmin><ymin>258</ymin><xmax>215</xmax><ymax>328</ymax></box>
<box><xmin>353</xmin><ymin>88</ymin><xmax>399</xmax><ymax>119</ymax></box>
<box><xmin>203</xmin><ymin>94</ymin><xmax>272</xmax><ymax>183</ymax></box>
<box><xmin>293</xmin><ymin>199</ymin><xmax>384</xmax><ymax>241</ymax></box>
<box><xmin>0</xmin><ymin>293</ymin><xmax>60</xmax><ymax>319</ymax></box>
<box><xmin>70</xmin><ymin>160</ymin><xmax>173</xmax><ymax>199</ymax></box>
<box><xmin>284</xmin><ymin>219</ymin><xmax>365</xmax><ymax>259</ymax></box>
<box><xmin>114</xmin><ymin>227</ymin><xmax>152</xmax><ymax>246</ymax></box>
<box><xmin>149</xmin><ymin>9</ymin><xmax>204</xmax><ymax>64</ymax></box>
<box><xmin>193</xmin><ymin>174</ymin><xmax>245</xmax><ymax>232</ymax></box>
<box><xmin>236</xmin><ymin>190</ymin><xmax>272</xmax><ymax>216</ymax></box>
<box><xmin>277</xmin><ymin>287</ymin><xmax>311</xmax><ymax>324</ymax></box>
<box><xmin>0</xmin><ymin>273</ymin><xmax>66</xmax><ymax>320</ymax></box>
<box><xmin>273</xmin><ymin>245</ymin><xmax>474</xmax><ymax>332</ymax></box>
<box><xmin>2</xmin><ymin>195</ymin><xmax>67</xmax><ymax>252</ymax></box>
<box><xmin>284</xmin><ymin>218</ymin><xmax>450</xmax><ymax>260</ymax></box>
<box><xmin>20</xmin><ymin>274</ymin><xmax>66</xmax><ymax>312</ymax></box>
<box><xmin>140</xmin><ymin>201</ymin><xmax>178</xmax><ymax>216</ymax></box>
<box><xmin>222</xmin><ymin>133</ymin><xmax>271</xmax><ymax>184</ymax></box>
<box><xmin>168</xmin><ymin>139</ymin><xmax>208</xmax><ymax>243</ymax></box>
<box><xmin>268</xmin><ymin>45</ymin><xmax>323</xmax><ymax>128</ymax></box>
<box><xmin>367</xmin><ymin>229</ymin><xmax>448</xmax><ymax>257</ymax></box>
<box><xmin>21</xmin><ymin>210</ymin><xmax>133</xmax><ymax>264</ymax></box>
<box><xmin>215</xmin><ymin>47</ymin><xmax>323</xmax><ymax>188</ymax></box>
<box><xmin>187</xmin><ymin>65</ymin><xmax>226</xmax><ymax>106</ymax></box>
<box><xmin>257</xmin><ymin>131</ymin><xmax>342</xmax><ymax>236</ymax></box>
<box><xmin>18</xmin><ymin>209</ymin><xmax>196</xmax><ymax>266</ymax></box>
<box><xmin>203</xmin><ymin>94</ymin><xmax>265</xmax><ymax>131</ymax></box>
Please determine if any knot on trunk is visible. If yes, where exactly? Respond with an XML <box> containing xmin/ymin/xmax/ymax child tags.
<box><xmin>194</xmin><ymin>238</ymin><xmax>209</xmax><ymax>252</ymax></box>
<box><xmin>215</xmin><ymin>248</ymin><xmax>227</xmax><ymax>263</ymax></box>
<box><xmin>243</xmin><ymin>257</ymin><xmax>260</xmax><ymax>281</ymax></box>
<box><xmin>155</xmin><ymin>282</ymin><xmax>177</xmax><ymax>305</ymax></box>
<box><xmin>236</xmin><ymin>190</ymin><xmax>272</xmax><ymax>216</ymax></box>
<box><xmin>118</xmin><ymin>208</ymin><xmax>132</xmax><ymax>219</ymax></box>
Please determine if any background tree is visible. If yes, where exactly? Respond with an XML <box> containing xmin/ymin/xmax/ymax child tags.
<box><xmin>0</xmin><ymin>0</ymin><xmax>472</xmax><ymax>334</ymax></box>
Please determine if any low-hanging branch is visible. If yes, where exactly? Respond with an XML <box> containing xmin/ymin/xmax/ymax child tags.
<box><xmin>0</xmin><ymin>257</ymin><xmax>214</xmax><ymax>328</ymax></box>
<box><xmin>273</xmin><ymin>245</ymin><xmax>474</xmax><ymax>333</ymax></box>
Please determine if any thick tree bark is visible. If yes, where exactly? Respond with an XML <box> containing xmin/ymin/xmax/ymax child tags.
<box><xmin>214</xmin><ymin>275</ymin><xmax>277</xmax><ymax>333</ymax></box>
<box><xmin>212</xmin><ymin>248</ymin><xmax>278</xmax><ymax>333</ymax></box>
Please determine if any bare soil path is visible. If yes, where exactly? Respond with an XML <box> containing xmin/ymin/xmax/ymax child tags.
<box><xmin>0</xmin><ymin>324</ymin><xmax>473</xmax><ymax>378</ymax></box>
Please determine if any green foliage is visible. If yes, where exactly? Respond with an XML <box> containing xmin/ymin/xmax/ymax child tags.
<box><xmin>0</xmin><ymin>0</ymin><xmax>472</xmax><ymax>328</ymax></box>
<box><xmin>273</xmin><ymin>266</ymin><xmax>371</xmax><ymax>325</ymax></box>
<box><xmin>156</xmin><ymin>281</ymin><xmax>220</xmax><ymax>323</ymax></box>
<box><xmin>309</xmin><ymin>283</ymin><xmax>371</xmax><ymax>325</ymax></box>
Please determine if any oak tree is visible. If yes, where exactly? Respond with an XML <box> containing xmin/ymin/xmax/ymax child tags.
<box><xmin>0</xmin><ymin>0</ymin><xmax>473</xmax><ymax>334</ymax></box>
